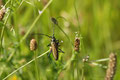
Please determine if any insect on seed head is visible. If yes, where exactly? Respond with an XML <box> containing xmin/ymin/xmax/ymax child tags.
<box><xmin>30</xmin><ymin>39</ymin><xmax>37</xmax><ymax>51</ymax></box>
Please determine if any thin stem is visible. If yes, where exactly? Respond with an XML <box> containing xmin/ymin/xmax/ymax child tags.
<box><xmin>76</xmin><ymin>56</ymin><xmax>80</xmax><ymax>80</ymax></box>
<box><xmin>17</xmin><ymin>0</ymin><xmax>25</xmax><ymax>10</ymax></box>
<box><xmin>0</xmin><ymin>12</ymin><xmax>10</xmax><ymax>53</ymax></box>
<box><xmin>90</xmin><ymin>58</ymin><xmax>109</xmax><ymax>63</ymax></box>
<box><xmin>55</xmin><ymin>17</ymin><xmax>74</xmax><ymax>48</ymax></box>
<box><xmin>31</xmin><ymin>33</ymin><xmax>52</xmax><ymax>38</ymax></box>
<box><xmin>58</xmin><ymin>53</ymin><xmax>75</xmax><ymax>74</ymax></box>
<box><xmin>7</xmin><ymin>49</ymin><xmax>16</xmax><ymax>62</ymax></box>
<box><xmin>24</xmin><ymin>1</ymin><xmax>36</xmax><ymax>8</ymax></box>
<box><xmin>74</xmin><ymin>0</ymin><xmax>80</xmax><ymax>36</ymax></box>
<box><xmin>20</xmin><ymin>0</ymin><xmax>53</xmax><ymax>43</ymax></box>
<box><xmin>2</xmin><ymin>50</ymin><xmax>49</xmax><ymax>80</ymax></box>
<box><xmin>56</xmin><ymin>16</ymin><xmax>68</xmax><ymax>22</ymax></box>
<box><xmin>4</xmin><ymin>0</ymin><xmax>11</xmax><ymax>7</ymax></box>
<box><xmin>89</xmin><ymin>62</ymin><xmax>107</xmax><ymax>69</ymax></box>
<box><xmin>34</xmin><ymin>51</ymin><xmax>39</xmax><ymax>80</ymax></box>
<box><xmin>81</xmin><ymin>67</ymin><xmax>84</xmax><ymax>80</ymax></box>
<box><xmin>57</xmin><ymin>42</ymin><xmax>81</xmax><ymax>77</ymax></box>
<box><xmin>56</xmin><ymin>24</ymin><xmax>74</xmax><ymax>47</ymax></box>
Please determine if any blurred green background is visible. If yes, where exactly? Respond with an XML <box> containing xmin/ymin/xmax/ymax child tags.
<box><xmin>0</xmin><ymin>0</ymin><xmax>120</xmax><ymax>80</ymax></box>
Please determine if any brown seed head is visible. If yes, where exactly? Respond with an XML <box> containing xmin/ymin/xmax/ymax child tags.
<box><xmin>30</xmin><ymin>39</ymin><xmax>37</xmax><ymax>51</ymax></box>
<box><xmin>0</xmin><ymin>8</ymin><xmax>5</xmax><ymax>20</ymax></box>
<box><xmin>74</xmin><ymin>37</ymin><xmax>80</xmax><ymax>51</ymax></box>
<box><xmin>105</xmin><ymin>53</ymin><xmax>117</xmax><ymax>80</ymax></box>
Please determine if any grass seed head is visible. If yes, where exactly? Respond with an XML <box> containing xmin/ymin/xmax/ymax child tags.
<box><xmin>74</xmin><ymin>37</ymin><xmax>80</xmax><ymax>51</ymax></box>
<box><xmin>0</xmin><ymin>7</ymin><xmax>5</xmax><ymax>20</ymax></box>
<box><xmin>105</xmin><ymin>53</ymin><xmax>117</xmax><ymax>80</ymax></box>
<box><xmin>30</xmin><ymin>39</ymin><xmax>37</xmax><ymax>51</ymax></box>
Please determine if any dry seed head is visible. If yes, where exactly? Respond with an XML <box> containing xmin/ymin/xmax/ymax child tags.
<box><xmin>74</xmin><ymin>37</ymin><xmax>80</xmax><ymax>51</ymax></box>
<box><xmin>0</xmin><ymin>8</ymin><xmax>5</xmax><ymax>20</ymax></box>
<box><xmin>105</xmin><ymin>53</ymin><xmax>117</xmax><ymax>80</ymax></box>
<box><xmin>30</xmin><ymin>39</ymin><xmax>37</xmax><ymax>51</ymax></box>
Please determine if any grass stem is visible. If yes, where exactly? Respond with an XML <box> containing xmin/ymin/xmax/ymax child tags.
<box><xmin>34</xmin><ymin>51</ymin><xmax>39</xmax><ymax>80</ymax></box>
<box><xmin>90</xmin><ymin>58</ymin><xmax>109</xmax><ymax>63</ymax></box>
<box><xmin>0</xmin><ymin>12</ymin><xmax>10</xmax><ymax>53</ymax></box>
<box><xmin>2</xmin><ymin>50</ymin><xmax>49</xmax><ymax>80</ymax></box>
<box><xmin>74</xmin><ymin>0</ymin><xmax>80</xmax><ymax>36</ymax></box>
<box><xmin>20</xmin><ymin>0</ymin><xmax>53</xmax><ymax>43</ymax></box>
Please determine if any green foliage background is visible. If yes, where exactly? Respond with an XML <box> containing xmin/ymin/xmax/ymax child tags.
<box><xmin>0</xmin><ymin>0</ymin><xmax>120</xmax><ymax>80</ymax></box>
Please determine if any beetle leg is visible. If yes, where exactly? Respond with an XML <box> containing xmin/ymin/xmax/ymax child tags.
<box><xmin>58</xmin><ymin>49</ymin><xmax>64</xmax><ymax>53</ymax></box>
<box><xmin>47</xmin><ymin>43</ymin><xmax>51</xmax><ymax>47</ymax></box>
<box><xmin>56</xmin><ymin>40</ymin><xmax>60</xmax><ymax>46</ymax></box>
<box><xmin>56</xmin><ymin>40</ymin><xmax>59</xmax><ymax>42</ymax></box>
<box><xmin>58</xmin><ymin>42</ymin><xmax>60</xmax><ymax>46</ymax></box>
<box><xmin>48</xmin><ymin>49</ymin><xmax>52</xmax><ymax>57</ymax></box>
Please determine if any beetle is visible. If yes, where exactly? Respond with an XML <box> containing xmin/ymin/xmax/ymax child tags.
<box><xmin>49</xmin><ymin>35</ymin><xmax>62</xmax><ymax>60</ymax></box>
<box><xmin>30</xmin><ymin>33</ymin><xmax>64</xmax><ymax>60</ymax></box>
<box><xmin>29</xmin><ymin>17</ymin><xmax>64</xmax><ymax>60</ymax></box>
<box><xmin>30</xmin><ymin>17</ymin><xmax>64</xmax><ymax>60</ymax></box>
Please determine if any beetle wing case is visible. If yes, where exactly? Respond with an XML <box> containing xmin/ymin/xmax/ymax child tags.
<box><xmin>51</xmin><ymin>42</ymin><xmax>58</xmax><ymax>60</ymax></box>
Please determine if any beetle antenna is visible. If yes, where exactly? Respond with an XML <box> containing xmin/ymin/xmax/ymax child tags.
<box><xmin>51</xmin><ymin>17</ymin><xmax>56</xmax><ymax>38</ymax></box>
<box><xmin>53</xmin><ymin>24</ymin><xmax>55</xmax><ymax>38</ymax></box>
<box><xmin>31</xmin><ymin>33</ymin><xmax>52</xmax><ymax>38</ymax></box>
<box><xmin>51</xmin><ymin>17</ymin><xmax>74</xmax><ymax>47</ymax></box>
